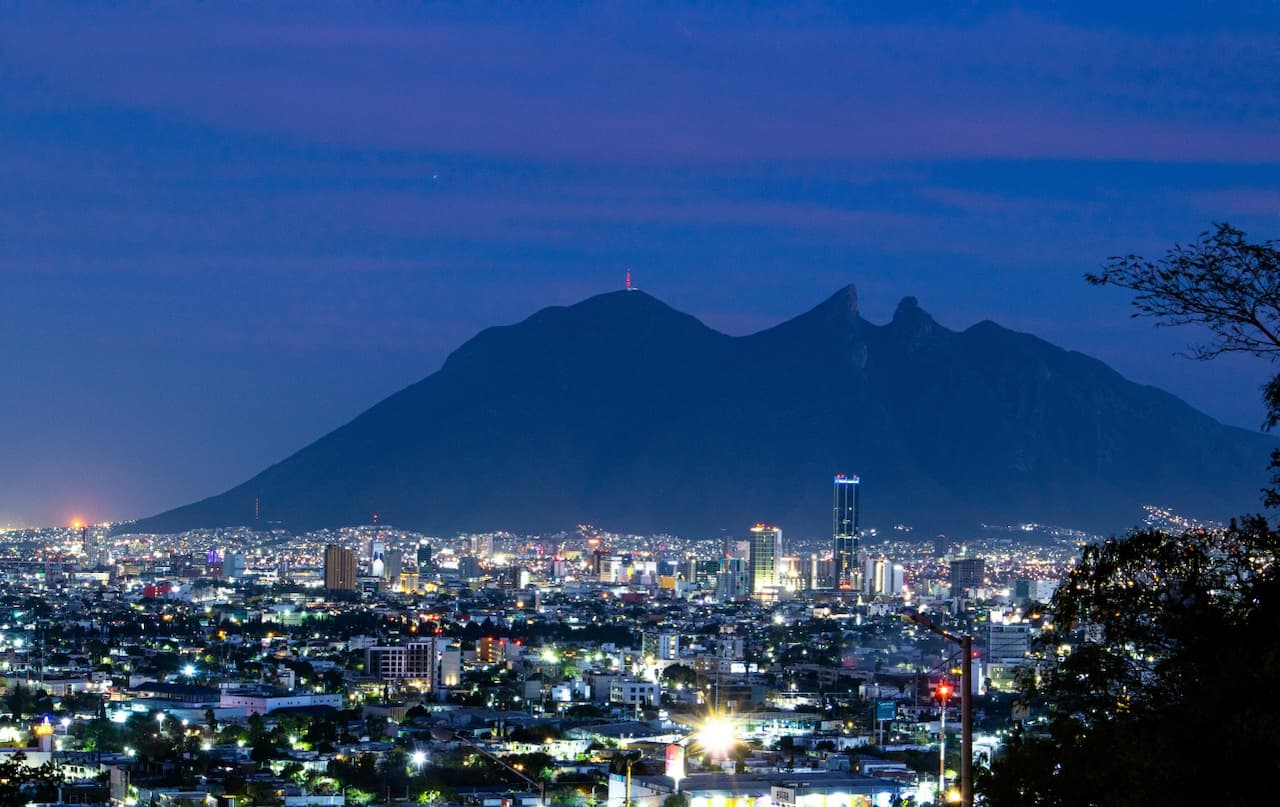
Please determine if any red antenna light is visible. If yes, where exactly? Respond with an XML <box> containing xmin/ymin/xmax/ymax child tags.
<box><xmin>625</xmin><ymin>268</ymin><xmax>632</xmax><ymax>290</ymax></box>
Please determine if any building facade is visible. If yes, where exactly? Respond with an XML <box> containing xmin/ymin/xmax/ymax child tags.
<box><xmin>833</xmin><ymin>474</ymin><xmax>860</xmax><ymax>590</ymax></box>
<box><xmin>748</xmin><ymin>524</ymin><xmax>782</xmax><ymax>595</ymax></box>
<box><xmin>323</xmin><ymin>544</ymin><xmax>357</xmax><ymax>591</ymax></box>
<box><xmin>949</xmin><ymin>558</ymin><xmax>986</xmax><ymax>594</ymax></box>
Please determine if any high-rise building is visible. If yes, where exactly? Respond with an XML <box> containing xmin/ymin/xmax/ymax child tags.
<box><xmin>384</xmin><ymin>549</ymin><xmax>403</xmax><ymax>582</ymax></box>
<box><xmin>863</xmin><ymin>556</ymin><xmax>885</xmax><ymax>594</ymax></box>
<box><xmin>748</xmin><ymin>523</ymin><xmax>782</xmax><ymax>594</ymax></box>
<box><xmin>715</xmin><ymin>558</ymin><xmax>749</xmax><ymax>600</ymax></box>
<box><xmin>370</xmin><ymin>539</ymin><xmax>386</xmax><ymax>579</ymax></box>
<box><xmin>950</xmin><ymin>557</ymin><xmax>986</xmax><ymax>594</ymax></box>
<box><xmin>987</xmin><ymin>622</ymin><xmax>1031</xmax><ymax>664</ymax></box>
<box><xmin>324</xmin><ymin>544</ymin><xmax>357</xmax><ymax>591</ymax></box>
<box><xmin>365</xmin><ymin>639</ymin><xmax>438</xmax><ymax>684</ymax></box>
<box><xmin>224</xmin><ymin>552</ymin><xmax>246</xmax><ymax>580</ymax></box>
<box><xmin>833</xmin><ymin>474</ymin><xmax>860</xmax><ymax>589</ymax></box>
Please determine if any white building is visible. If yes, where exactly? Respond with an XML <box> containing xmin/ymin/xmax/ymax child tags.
<box><xmin>610</xmin><ymin>679</ymin><xmax>660</xmax><ymax>707</ymax></box>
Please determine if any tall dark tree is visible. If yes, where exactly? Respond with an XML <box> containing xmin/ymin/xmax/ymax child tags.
<box><xmin>980</xmin><ymin>518</ymin><xmax>1280</xmax><ymax>806</ymax></box>
<box><xmin>982</xmin><ymin>225</ymin><xmax>1280</xmax><ymax>806</ymax></box>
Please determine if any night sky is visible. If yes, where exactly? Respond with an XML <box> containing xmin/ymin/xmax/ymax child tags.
<box><xmin>2</xmin><ymin>2</ymin><xmax>1278</xmax><ymax>527</ymax></box>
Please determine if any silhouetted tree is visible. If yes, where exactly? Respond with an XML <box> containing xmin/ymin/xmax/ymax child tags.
<box><xmin>0</xmin><ymin>752</ymin><xmax>63</xmax><ymax>806</ymax></box>
<box><xmin>1088</xmin><ymin>223</ymin><xmax>1280</xmax><ymax>499</ymax></box>
<box><xmin>981</xmin><ymin>227</ymin><xmax>1280</xmax><ymax>806</ymax></box>
<box><xmin>980</xmin><ymin>518</ymin><xmax>1280</xmax><ymax>806</ymax></box>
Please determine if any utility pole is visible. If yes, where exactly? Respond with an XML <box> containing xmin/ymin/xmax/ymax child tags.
<box><xmin>905</xmin><ymin>613</ymin><xmax>974</xmax><ymax>807</ymax></box>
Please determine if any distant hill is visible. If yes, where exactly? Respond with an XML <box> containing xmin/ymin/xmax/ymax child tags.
<box><xmin>131</xmin><ymin>285</ymin><xmax>1274</xmax><ymax>537</ymax></box>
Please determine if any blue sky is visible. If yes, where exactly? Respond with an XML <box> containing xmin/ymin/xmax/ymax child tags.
<box><xmin>2</xmin><ymin>2</ymin><xmax>1278</xmax><ymax>526</ymax></box>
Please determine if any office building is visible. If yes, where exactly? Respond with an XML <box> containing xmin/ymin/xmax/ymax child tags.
<box><xmin>365</xmin><ymin>639</ymin><xmax>439</xmax><ymax>685</ymax></box>
<box><xmin>642</xmin><ymin>631</ymin><xmax>680</xmax><ymax>661</ymax></box>
<box><xmin>324</xmin><ymin>544</ymin><xmax>357</xmax><ymax>591</ymax></box>
<box><xmin>715</xmin><ymin>557</ymin><xmax>750</xmax><ymax>600</ymax></box>
<box><xmin>748</xmin><ymin>523</ymin><xmax>782</xmax><ymax>595</ymax></box>
<box><xmin>987</xmin><ymin>622</ymin><xmax>1031</xmax><ymax>664</ymax></box>
<box><xmin>833</xmin><ymin>474</ymin><xmax>860</xmax><ymax>589</ymax></box>
<box><xmin>950</xmin><ymin>558</ymin><xmax>986</xmax><ymax>594</ymax></box>
<box><xmin>1014</xmin><ymin>579</ymin><xmax>1058</xmax><ymax>602</ymax></box>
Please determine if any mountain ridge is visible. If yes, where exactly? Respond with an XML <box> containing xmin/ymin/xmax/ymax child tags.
<box><xmin>129</xmin><ymin>286</ymin><xmax>1274</xmax><ymax>537</ymax></box>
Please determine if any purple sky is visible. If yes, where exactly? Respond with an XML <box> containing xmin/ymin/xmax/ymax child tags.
<box><xmin>2</xmin><ymin>2</ymin><xmax>1278</xmax><ymax>527</ymax></box>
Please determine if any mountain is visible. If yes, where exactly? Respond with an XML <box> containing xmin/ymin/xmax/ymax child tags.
<box><xmin>131</xmin><ymin>286</ymin><xmax>1274</xmax><ymax>537</ymax></box>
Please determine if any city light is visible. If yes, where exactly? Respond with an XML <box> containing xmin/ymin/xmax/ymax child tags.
<box><xmin>695</xmin><ymin>715</ymin><xmax>738</xmax><ymax>758</ymax></box>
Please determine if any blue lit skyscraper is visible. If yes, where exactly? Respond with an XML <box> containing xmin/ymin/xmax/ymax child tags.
<box><xmin>833</xmin><ymin>474</ymin><xmax>860</xmax><ymax>589</ymax></box>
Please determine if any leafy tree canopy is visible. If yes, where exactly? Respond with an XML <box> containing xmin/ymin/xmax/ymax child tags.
<box><xmin>981</xmin><ymin>225</ymin><xmax>1280</xmax><ymax>806</ymax></box>
<box><xmin>981</xmin><ymin>515</ymin><xmax>1280</xmax><ymax>806</ymax></box>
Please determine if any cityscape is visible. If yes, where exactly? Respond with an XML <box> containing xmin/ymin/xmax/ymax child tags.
<box><xmin>0</xmin><ymin>475</ymin><xmax>1086</xmax><ymax>807</ymax></box>
<box><xmin>3</xmin><ymin>3</ymin><xmax>1277</xmax><ymax>807</ymax></box>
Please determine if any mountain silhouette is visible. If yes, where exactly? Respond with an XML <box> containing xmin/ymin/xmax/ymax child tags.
<box><xmin>131</xmin><ymin>286</ymin><xmax>1273</xmax><ymax>536</ymax></box>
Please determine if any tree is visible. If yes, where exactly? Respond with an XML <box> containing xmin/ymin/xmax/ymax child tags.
<box><xmin>980</xmin><ymin>517</ymin><xmax>1280</xmax><ymax>807</ymax></box>
<box><xmin>659</xmin><ymin>664</ymin><xmax>698</xmax><ymax>689</ymax></box>
<box><xmin>979</xmin><ymin>225</ymin><xmax>1280</xmax><ymax>806</ymax></box>
<box><xmin>0</xmin><ymin>753</ymin><xmax>63</xmax><ymax>807</ymax></box>
<box><xmin>1087</xmin><ymin>223</ymin><xmax>1280</xmax><ymax>499</ymax></box>
<box><xmin>2</xmin><ymin>684</ymin><xmax>35</xmax><ymax>720</ymax></box>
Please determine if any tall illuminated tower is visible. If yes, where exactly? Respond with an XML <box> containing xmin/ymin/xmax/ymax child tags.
<box><xmin>748</xmin><ymin>523</ymin><xmax>782</xmax><ymax>595</ymax></box>
<box><xmin>833</xmin><ymin>474</ymin><xmax>860</xmax><ymax>589</ymax></box>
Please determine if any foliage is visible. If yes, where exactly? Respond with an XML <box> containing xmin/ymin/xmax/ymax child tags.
<box><xmin>980</xmin><ymin>518</ymin><xmax>1280</xmax><ymax>806</ymax></box>
<box><xmin>1088</xmin><ymin>223</ymin><xmax>1280</xmax><ymax>363</ymax></box>
<box><xmin>1088</xmin><ymin>223</ymin><xmax>1280</xmax><ymax>500</ymax></box>
<box><xmin>982</xmin><ymin>223</ymin><xmax>1280</xmax><ymax>804</ymax></box>
<box><xmin>659</xmin><ymin>664</ymin><xmax>698</xmax><ymax>688</ymax></box>
<box><xmin>0</xmin><ymin>753</ymin><xmax>63</xmax><ymax>807</ymax></box>
<box><xmin>1</xmin><ymin>684</ymin><xmax>35</xmax><ymax>721</ymax></box>
<box><xmin>243</xmin><ymin>780</ymin><xmax>284</xmax><ymax>807</ymax></box>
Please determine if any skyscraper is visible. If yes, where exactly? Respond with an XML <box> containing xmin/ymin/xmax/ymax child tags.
<box><xmin>833</xmin><ymin>474</ymin><xmax>860</xmax><ymax>589</ymax></box>
<box><xmin>748</xmin><ymin>523</ymin><xmax>782</xmax><ymax>594</ymax></box>
<box><xmin>324</xmin><ymin>544</ymin><xmax>357</xmax><ymax>591</ymax></box>
<box><xmin>950</xmin><ymin>557</ymin><xmax>986</xmax><ymax>594</ymax></box>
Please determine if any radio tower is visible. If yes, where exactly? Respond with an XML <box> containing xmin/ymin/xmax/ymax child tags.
<box><xmin>625</xmin><ymin>268</ymin><xmax>633</xmax><ymax>291</ymax></box>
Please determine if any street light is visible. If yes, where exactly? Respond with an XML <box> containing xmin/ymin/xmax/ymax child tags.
<box><xmin>936</xmin><ymin>682</ymin><xmax>952</xmax><ymax>801</ymax></box>
<box><xmin>611</xmin><ymin>750</ymin><xmax>643</xmax><ymax>807</ymax></box>
<box><xmin>411</xmin><ymin>750</ymin><xmax>427</xmax><ymax>770</ymax></box>
<box><xmin>694</xmin><ymin>715</ymin><xmax>737</xmax><ymax>761</ymax></box>
<box><xmin>905</xmin><ymin>612</ymin><xmax>973</xmax><ymax>807</ymax></box>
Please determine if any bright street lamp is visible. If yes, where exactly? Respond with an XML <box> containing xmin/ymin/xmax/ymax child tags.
<box><xmin>936</xmin><ymin>682</ymin><xmax>952</xmax><ymax>801</ymax></box>
<box><xmin>694</xmin><ymin>715</ymin><xmax>737</xmax><ymax>760</ymax></box>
